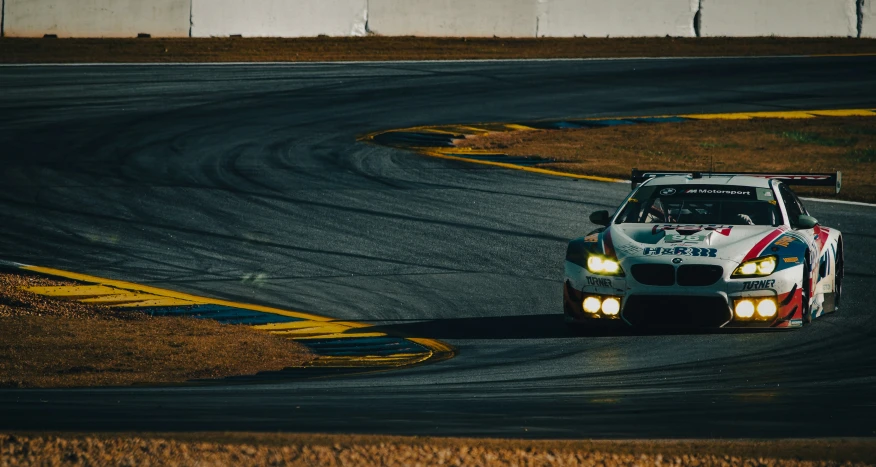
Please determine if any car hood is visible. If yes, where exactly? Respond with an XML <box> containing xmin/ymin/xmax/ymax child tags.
<box><xmin>609</xmin><ymin>223</ymin><xmax>781</xmax><ymax>263</ymax></box>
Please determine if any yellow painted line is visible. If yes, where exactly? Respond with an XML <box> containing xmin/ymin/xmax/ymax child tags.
<box><xmin>504</xmin><ymin>124</ymin><xmax>537</xmax><ymax>131</ymax></box>
<box><xmin>681</xmin><ymin>111</ymin><xmax>816</xmax><ymax>120</ymax></box>
<box><xmin>366</xmin><ymin>108</ymin><xmax>876</xmax><ymax>188</ymax></box>
<box><xmin>113</xmin><ymin>298</ymin><xmax>201</xmax><ymax>308</ymax></box>
<box><xmin>309</xmin><ymin>353</ymin><xmax>432</xmax><ymax>368</ymax></box>
<box><xmin>25</xmin><ymin>285</ymin><xmax>120</xmax><ymax>297</ymax></box>
<box><xmin>807</xmin><ymin>109</ymin><xmax>876</xmax><ymax>117</ymax></box>
<box><xmin>22</xmin><ymin>265</ymin><xmax>327</xmax><ymax>322</ymax></box>
<box><xmin>809</xmin><ymin>53</ymin><xmax>876</xmax><ymax>58</ymax></box>
<box><xmin>80</xmin><ymin>293</ymin><xmax>172</xmax><ymax>305</ymax></box>
<box><xmin>19</xmin><ymin>264</ymin><xmax>455</xmax><ymax>370</ymax></box>
<box><xmin>424</xmin><ymin>151</ymin><xmax>624</xmax><ymax>183</ymax></box>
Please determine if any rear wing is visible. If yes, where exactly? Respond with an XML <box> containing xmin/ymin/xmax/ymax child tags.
<box><xmin>630</xmin><ymin>169</ymin><xmax>842</xmax><ymax>193</ymax></box>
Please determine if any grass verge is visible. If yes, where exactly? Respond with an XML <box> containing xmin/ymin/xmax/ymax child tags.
<box><xmin>1</xmin><ymin>37</ymin><xmax>876</xmax><ymax>63</ymax></box>
<box><xmin>458</xmin><ymin>116</ymin><xmax>876</xmax><ymax>203</ymax></box>
<box><xmin>0</xmin><ymin>272</ymin><xmax>314</xmax><ymax>387</ymax></box>
<box><xmin>2</xmin><ymin>433</ymin><xmax>874</xmax><ymax>466</ymax></box>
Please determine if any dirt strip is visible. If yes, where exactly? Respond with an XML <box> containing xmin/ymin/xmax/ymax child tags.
<box><xmin>2</xmin><ymin>434</ymin><xmax>874</xmax><ymax>466</ymax></box>
<box><xmin>1</xmin><ymin>37</ymin><xmax>876</xmax><ymax>63</ymax></box>
<box><xmin>0</xmin><ymin>272</ymin><xmax>314</xmax><ymax>387</ymax></box>
<box><xmin>459</xmin><ymin>116</ymin><xmax>876</xmax><ymax>203</ymax></box>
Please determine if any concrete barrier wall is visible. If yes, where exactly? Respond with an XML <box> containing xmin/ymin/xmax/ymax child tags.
<box><xmin>3</xmin><ymin>0</ymin><xmax>191</xmax><ymax>38</ymax></box>
<box><xmin>368</xmin><ymin>0</ymin><xmax>536</xmax><ymax>37</ymax></box>
<box><xmin>536</xmin><ymin>0</ymin><xmax>697</xmax><ymax>37</ymax></box>
<box><xmin>862</xmin><ymin>0</ymin><xmax>874</xmax><ymax>38</ymax></box>
<box><xmin>700</xmin><ymin>0</ymin><xmax>858</xmax><ymax>37</ymax></box>
<box><xmin>1</xmin><ymin>0</ymin><xmax>869</xmax><ymax>39</ymax></box>
<box><xmin>191</xmin><ymin>0</ymin><xmax>367</xmax><ymax>37</ymax></box>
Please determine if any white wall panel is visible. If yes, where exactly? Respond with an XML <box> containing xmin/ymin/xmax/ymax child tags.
<box><xmin>191</xmin><ymin>0</ymin><xmax>367</xmax><ymax>37</ymax></box>
<box><xmin>700</xmin><ymin>0</ymin><xmax>857</xmax><ymax>37</ymax></box>
<box><xmin>368</xmin><ymin>0</ymin><xmax>536</xmax><ymax>37</ymax></box>
<box><xmin>537</xmin><ymin>0</ymin><xmax>697</xmax><ymax>38</ymax></box>
<box><xmin>4</xmin><ymin>0</ymin><xmax>190</xmax><ymax>38</ymax></box>
<box><xmin>862</xmin><ymin>0</ymin><xmax>874</xmax><ymax>38</ymax></box>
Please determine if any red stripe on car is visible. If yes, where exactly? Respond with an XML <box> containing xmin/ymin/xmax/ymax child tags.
<box><xmin>603</xmin><ymin>230</ymin><xmax>617</xmax><ymax>259</ymax></box>
<box><xmin>742</xmin><ymin>228</ymin><xmax>784</xmax><ymax>262</ymax></box>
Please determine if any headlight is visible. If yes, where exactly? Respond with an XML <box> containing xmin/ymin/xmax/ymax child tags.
<box><xmin>732</xmin><ymin>255</ymin><xmax>777</xmax><ymax>278</ymax></box>
<box><xmin>587</xmin><ymin>255</ymin><xmax>624</xmax><ymax>276</ymax></box>
<box><xmin>734</xmin><ymin>299</ymin><xmax>755</xmax><ymax>319</ymax></box>
<box><xmin>601</xmin><ymin>298</ymin><xmax>621</xmax><ymax>316</ymax></box>
<box><xmin>757</xmin><ymin>299</ymin><xmax>778</xmax><ymax>318</ymax></box>
<box><xmin>583</xmin><ymin>297</ymin><xmax>602</xmax><ymax>313</ymax></box>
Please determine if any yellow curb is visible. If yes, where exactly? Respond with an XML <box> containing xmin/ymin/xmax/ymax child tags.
<box><xmin>367</xmin><ymin>108</ymin><xmax>876</xmax><ymax>184</ymax></box>
<box><xmin>18</xmin><ymin>264</ymin><xmax>454</xmax><ymax>369</ymax></box>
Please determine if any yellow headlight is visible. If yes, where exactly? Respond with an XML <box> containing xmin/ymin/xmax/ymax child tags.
<box><xmin>757</xmin><ymin>299</ymin><xmax>777</xmax><ymax>318</ymax></box>
<box><xmin>583</xmin><ymin>297</ymin><xmax>602</xmax><ymax>313</ymax></box>
<box><xmin>757</xmin><ymin>258</ymin><xmax>776</xmax><ymax>275</ymax></box>
<box><xmin>735</xmin><ymin>300</ymin><xmax>755</xmax><ymax>319</ymax></box>
<box><xmin>602</xmin><ymin>260</ymin><xmax>619</xmax><ymax>273</ymax></box>
<box><xmin>733</xmin><ymin>256</ymin><xmax>778</xmax><ymax>278</ymax></box>
<box><xmin>587</xmin><ymin>256</ymin><xmax>604</xmax><ymax>272</ymax></box>
<box><xmin>601</xmin><ymin>298</ymin><xmax>621</xmax><ymax>315</ymax></box>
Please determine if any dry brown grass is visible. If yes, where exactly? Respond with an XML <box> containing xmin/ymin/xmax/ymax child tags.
<box><xmin>1</xmin><ymin>37</ymin><xmax>875</xmax><ymax>63</ymax></box>
<box><xmin>2</xmin><ymin>434</ymin><xmax>874</xmax><ymax>466</ymax></box>
<box><xmin>0</xmin><ymin>272</ymin><xmax>314</xmax><ymax>388</ymax></box>
<box><xmin>459</xmin><ymin>117</ymin><xmax>876</xmax><ymax>202</ymax></box>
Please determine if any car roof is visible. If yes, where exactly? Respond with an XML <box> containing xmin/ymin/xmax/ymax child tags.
<box><xmin>641</xmin><ymin>174</ymin><xmax>774</xmax><ymax>189</ymax></box>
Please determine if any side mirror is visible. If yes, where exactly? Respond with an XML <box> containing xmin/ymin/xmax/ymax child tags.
<box><xmin>589</xmin><ymin>210</ymin><xmax>611</xmax><ymax>226</ymax></box>
<box><xmin>797</xmin><ymin>215</ymin><xmax>818</xmax><ymax>229</ymax></box>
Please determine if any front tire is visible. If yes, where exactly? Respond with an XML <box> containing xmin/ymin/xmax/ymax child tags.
<box><xmin>834</xmin><ymin>243</ymin><xmax>844</xmax><ymax>313</ymax></box>
<box><xmin>802</xmin><ymin>254</ymin><xmax>812</xmax><ymax>325</ymax></box>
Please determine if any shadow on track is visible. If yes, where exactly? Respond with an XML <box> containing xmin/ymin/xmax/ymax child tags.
<box><xmin>353</xmin><ymin>314</ymin><xmax>785</xmax><ymax>340</ymax></box>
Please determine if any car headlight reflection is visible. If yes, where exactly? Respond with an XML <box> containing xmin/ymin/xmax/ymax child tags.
<box><xmin>582</xmin><ymin>295</ymin><xmax>622</xmax><ymax>317</ymax></box>
<box><xmin>735</xmin><ymin>298</ymin><xmax>778</xmax><ymax>320</ymax></box>
<box><xmin>587</xmin><ymin>255</ymin><xmax>623</xmax><ymax>276</ymax></box>
<box><xmin>732</xmin><ymin>255</ymin><xmax>778</xmax><ymax>278</ymax></box>
<box><xmin>756</xmin><ymin>299</ymin><xmax>778</xmax><ymax>318</ymax></box>
<box><xmin>601</xmin><ymin>298</ymin><xmax>621</xmax><ymax>315</ymax></box>
<box><xmin>583</xmin><ymin>297</ymin><xmax>602</xmax><ymax>313</ymax></box>
<box><xmin>734</xmin><ymin>300</ymin><xmax>755</xmax><ymax>319</ymax></box>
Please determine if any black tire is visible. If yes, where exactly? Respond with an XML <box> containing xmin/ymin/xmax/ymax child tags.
<box><xmin>834</xmin><ymin>243</ymin><xmax>844</xmax><ymax>313</ymax></box>
<box><xmin>802</xmin><ymin>253</ymin><xmax>812</xmax><ymax>325</ymax></box>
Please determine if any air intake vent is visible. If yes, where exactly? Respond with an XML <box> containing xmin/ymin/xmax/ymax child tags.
<box><xmin>631</xmin><ymin>264</ymin><xmax>675</xmax><ymax>286</ymax></box>
<box><xmin>677</xmin><ymin>265</ymin><xmax>724</xmax><ymax>286</ymax></box>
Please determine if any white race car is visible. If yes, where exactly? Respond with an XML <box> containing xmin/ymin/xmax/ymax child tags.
<box><xmin>564</xmin><ymin>170</ymin><xmax>844</xmax><ymax>329</ymax></box>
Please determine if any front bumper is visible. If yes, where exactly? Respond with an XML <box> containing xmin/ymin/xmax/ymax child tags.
<box><xmin>564</xmin><ymin>261</ymin><xmax>803</xmax><ymax>329</ymax></box>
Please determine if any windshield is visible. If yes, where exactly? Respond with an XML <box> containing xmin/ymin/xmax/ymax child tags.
<box><xmin>615</xmin><ymin>184</ymin><xmax>783</xmax><ymax>226</ymax></box>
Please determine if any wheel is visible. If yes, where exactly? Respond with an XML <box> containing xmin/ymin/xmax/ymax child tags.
<box><xmin>833</xmin><ymin>243</ymin><xmax>844</xmax><ymax>312</ymax></box>
<box><xmin>802</xmin><ymin>253</ymin><xmax>812</xmax><ymax>325</ymax></box>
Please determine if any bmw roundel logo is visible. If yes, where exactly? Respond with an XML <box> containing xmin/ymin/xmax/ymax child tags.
<box><xmin>672</xmin><ymin>258</ymin><xmax>683</xmax><ymax>264</ymax></box>
<box><xmin>660</xmin><ymin>188</ymin><xmax>677</xmax><ymax>196</ymax></box>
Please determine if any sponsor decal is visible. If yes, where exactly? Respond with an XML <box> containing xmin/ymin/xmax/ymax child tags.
<box><xmin>584</xmin><ymin>234</ymin><xmax>599</xmax><ymax>243</ymax></box>
<box><xmin>665</xmin><ymin>234</ymin><xmax>707</xmax><ymax>244</ymax></box>
<box><xmin>659</xmin><ymin>188</ymin><xmax>677</xmax><ymax>196</ymax></box>
<box><xmin>642</xmin><ymin>247</ymin><xmax>718</xmax><ymax>258</ymax></box>
<box><xmin>783</xmin><ymin>257</ymin><xmax>799</xmax><ymax>263</ymax></box>
<box><xmin>684</xmin><ymin>188</ymin><xmax>752</xmax><ymax>196</ymax></box>
<box><xmin>823</xmin><ymin>284</ymin><xmax>832</xmax><ymax>292</ymax></box>
<box><xmin>742</xmin><ymin>279</ymin><xmax>776</xmax><ymax>290</ymax></box>
<box><xmin>652</xmin><ymin>225</ymin><xmax>733</xmax><ymax>236</ymax></box>
<box><xmin>586</xmin><ymin>277</ymin><xmax>613</xmax><ymax>287</ymax></box>
<box><xmin>774</xmin><ymin>236</ymin><xmax>796</xmax><ymax>248</ymax></box>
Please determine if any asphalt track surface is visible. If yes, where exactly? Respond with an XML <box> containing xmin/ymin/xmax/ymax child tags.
<box><xmin>1</xmin><ymin>57</ymin><xmax>876</xmax><ymax>438</ymax></box>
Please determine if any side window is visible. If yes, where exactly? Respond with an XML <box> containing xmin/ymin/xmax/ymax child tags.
<box><xmin>778</xmin><ymin>184</ymin><xmax>804</xmax><ymax>227</ymax></box>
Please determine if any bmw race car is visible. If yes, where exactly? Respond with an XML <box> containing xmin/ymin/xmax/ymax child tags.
<box><xmin>564</xmin><ymin>170</ymin><xmax>844</xmax><ymax>329</ymax></box>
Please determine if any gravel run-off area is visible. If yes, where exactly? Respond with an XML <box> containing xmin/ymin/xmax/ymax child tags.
<box><xmin>2</xmin><ymin>434</ymin><xmax>875</xmax><ymax>467</ymax></box>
